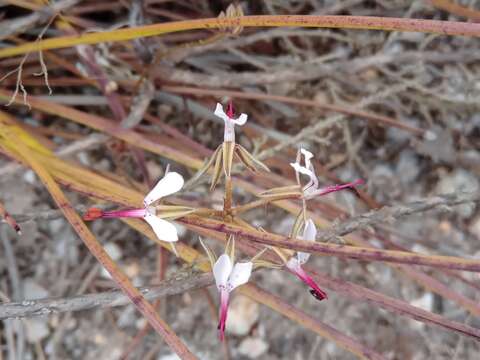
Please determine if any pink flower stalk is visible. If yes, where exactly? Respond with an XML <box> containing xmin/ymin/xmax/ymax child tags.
<box><xmin>213</xmin><ymin>253</ymin><xmax>253</xmax><ymax>341</ymax></box>
<box><xmin>290</xmin><ymin>148</ymin><xmax>364</xmax><ymax>199</ymax></box>
<box><xmin>83</xmin><ymin>172</ymin><xmax>184</xmax><ymax>243</ymax></box>
<box><xmin>214</xmin><ymin>102</ymin><xmax>248</xmax><ymax>142</ymax></box>
<box><xmin>286</xmin><ymin>219</ymin><xmax>327</xmax><ymax>301</ymax></box>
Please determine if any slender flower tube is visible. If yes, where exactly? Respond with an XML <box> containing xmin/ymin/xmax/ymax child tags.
<box><xmin>290</xmin><ymin>148</ymin><xmax>364</xmax><ymax>199</ymax></box>
<box><xmin>200</xmin><ymin>237</ymin><xmax>271</xmax><ymax>341</ymax></box>
<box><xmin>213</xmin><ymin>253</ymin><xmax>253</xmax><ymax>341</ymax></box>
<box><xmin>285</xmin><ymin>219</ymin><xmax>327</xmax><ymax>301</ymax></box>
<box><xmin>83</xmin><ymin>172</ymin><xmax>184</xmax><ymax>243</ymax></box>
<box><xmin>214</xmin><ymin>101</ymin><xmax>248</xmax><ymax>142</ymax></box>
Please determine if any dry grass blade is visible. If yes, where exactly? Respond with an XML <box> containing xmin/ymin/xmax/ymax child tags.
<box><xmin>0</xmin><ymin>91</ymin><xmax>203</xmax><ymax>170</ymax></box>
<box><xmin>1</xmin><ymin>15</ymin><xmax>480</xmax><ymax>59</ymax></box>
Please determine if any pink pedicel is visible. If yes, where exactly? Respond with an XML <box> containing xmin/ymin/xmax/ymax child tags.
<box><xmin>288</xmin><ymin>264</ymin><xmax>327</xmax><ymax>301</ymax></box>
<box><xmin>313</xmin><ymin>178</ymin><xmax>365</xmax><ymax>197</ymax></box>
<box><xmin>83</xmin><ymin>207</ymin><xmax>146</xmax><ymax>221</ymax></box>
<box><xmin>217</xmin><ymin>289</ymin><xmax>229</xmax><ymax>341</ymax></box>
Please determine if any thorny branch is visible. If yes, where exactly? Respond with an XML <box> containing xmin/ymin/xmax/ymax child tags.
<box><xmin>0</xmin><ymin>273</ymin><xmax>212</xmax><ymax>320</ymax></box>
<box><xmin>317</xmin><ymin>190</ymin><xmax>480</xmax><ymax>242</ymax></box>
<box><xmin>5</xmin><ymin>190</ymin><xmax>478</xmax><ymax>239</ymax></box>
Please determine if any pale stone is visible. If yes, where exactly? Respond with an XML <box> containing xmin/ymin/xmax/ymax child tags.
<box><xmin>104</xmin><ymin>242</ymin><xmax>122</xmax><ymax>261</ymax></box>
<box><xmin>23</xmin><ymin>279</ymin><xmax>49</xmax><ymax>300</ymax></box>
<box><xmin>411</xmin><ymin>293</ymin><xmax>434</xmax><ymax>312</ymax></box>
<box><xmin>25</xmin><ymin>318</ymin><xmax>50</xmax><ymax>343</ymax></box>
<box><xmin>238</xmin><ymin>337</ymin><xmax>269</xmax><ymax>358</ymax></box>
<box><xmin>226</xmin><ymin>295</ymin><xmax>259</xmax><ymax>336</ymax></box>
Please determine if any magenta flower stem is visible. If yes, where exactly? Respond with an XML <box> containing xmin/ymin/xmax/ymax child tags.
<box><xmin>314</xmin><ymin>179</ymin><xmax>365</xmax><ymax>197</ymax></box>
<box><xmin>100</xmin><ymin>208</ymin><xmax>146</xmax><ymax>218</ymax></box>
<box><xmin>218</xmin><ymin>290</ymin><xmax>229</xmax><ymax>341</ymax></box>
<box><xmin>290</xmin><ymin>266</ymin><xmax>328</xmax><ymax>301</ymax></box>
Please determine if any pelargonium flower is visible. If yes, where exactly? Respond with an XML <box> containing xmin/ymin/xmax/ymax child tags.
<box><xmin>200</xmin><ymin>236</ymin><xmax>254</xmax><ymax>341</ymax></box>
<box><xmin>213</xmin><ymin>253</ymin><xmax>252</xmax><ymax>341</ymax></box>
<box><xmin>214</xmin><ymin>101</ymin><xmax>248</xmax><ymax>143</ymax></box>
<box><xmin>285</xmin><ymin>218</ymin><xmax>327</xmax><ymax>301</ymax></box>
<box><xmin>291</xmin><ymin>148</ymin><xmax>364</xmax><ymax>200</ymax></box>
<box><xmin>189</xmin><ymin>102</ymin><xmax>269</xmax><ymax>190</ymax></box>
<box><xmin>84</xmin><ymin>171</ymin><xmax>193</xmax><ymax>243</ymax></box>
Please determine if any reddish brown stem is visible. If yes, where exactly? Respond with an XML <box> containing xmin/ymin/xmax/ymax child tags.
<box><xmin>180</xmin><ymin>216</ymin><xmax>480</xmax><ymax>272</ymax></box>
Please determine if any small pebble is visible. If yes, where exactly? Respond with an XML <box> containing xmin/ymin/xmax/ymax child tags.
<box><xmin>104</xmin><ymin>242</ymin><xmax>122</xmax><ymax>261</ymax></box>
<box><xmin>25</xmin><ymin>318</ymin><xmax>50</xmax><ymax>343</ymax></box>
<box><xmin>238</xmin><ymin>337</ymin><xmax>269</xmax><ymax>359</ymax></box>
<box><xmin>226</xmin><ymin>295</ymin><xmax>259</xmax><ymax>336</ymax></box>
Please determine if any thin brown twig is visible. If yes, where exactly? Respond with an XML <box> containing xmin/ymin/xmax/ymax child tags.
<box><xmin>162</xmin><ymin>85</ymin><xmax>426</xmax><ymax>136</ymax></box>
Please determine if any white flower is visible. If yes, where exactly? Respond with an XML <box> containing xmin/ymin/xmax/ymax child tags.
<box><xmin>212</xmin><ymin>251</ymin><xmax>252</xmax><ymax>341</ymax></box>
<box><xmin>84</xmin><ymin>171</ymin><xmax>185</xmax><ymax>243</ymax></box>
<box><xmin>214</xmin><ymin>102</ymin><xmax>248</xmax><ymax>142</ymax></box>
<box><xmin>143</xmin><ymin>171</ymin><xmax>184</xmax><ymax>243</ymax></box>
<box><xmin>285</xmin><ymin>219</ymin><xmax>327</xmax><ymax>301</ymax></box>
<box><xmin>213</xmin><ymin>254</ymin><xmax>253</xmax><ymax>292</ymax></box>
<box><xmin>199</xmin><ymin>236</ymin><xmax>268</xmax><ymax>341</ymax></box>
<box><xmin>290</xmin><ymin>148</ymin><xmax>363</xmax><ymax>199</ymax></box>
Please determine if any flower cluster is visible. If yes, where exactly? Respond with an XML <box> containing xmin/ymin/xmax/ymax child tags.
<box><xmin>84</xmin><ymin>101</ymin><xmax>365</xmax><ymax>341</ymax></box>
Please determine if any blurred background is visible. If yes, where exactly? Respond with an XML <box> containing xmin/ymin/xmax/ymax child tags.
<box><xmin>1</xmin><ymin>1</ymin><xmax>480</xmax><ymax>359</ymax></box>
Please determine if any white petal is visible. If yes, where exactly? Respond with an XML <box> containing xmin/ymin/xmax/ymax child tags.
<box><xmin>290</xmin><ymin>163</ymin><xmax>314</xmax><ymax>178</ymax></box>
<box><xmin>302</xmin><ymin>219</ymin><xmax>317</xmax><ymax>242</ymax></box>
<box><xmin>300</xmin><ymin>148</ymin><xmax>314</xmax><ymax>162</ymax></box>
<box><xmin>143</xmin><ymin>172</ymin><xmax>184</xmax><ymax>205</ymax></box>
<box><xmin>144</xmin><ymin>213</ymin><xmax>178</xmax><ymax>242</ymax></box>
<box><xmin>286</xmin><ymin>257</ymin><xmax>301</xmax><ymax>271</ymax></box>
<box><xmin>213</xmin><ymin>254</ymin><xmax>232</xmax><ymax>290</ymax></box>
<box><xmin>294</xmin><ymin>220</ymin><xmax>316</xmax><ymax>265</ymax></box>
<box><xmin>232</xmin><ymin>113</ymin><xmax>248</xmax><ymax>126</ymax></box>
<box><xmin>296</xmin><ymin>251</ymin><xmax>311</xmax><ymax>265</ymax></box>
<box><xmin>300</xmin><ymin>148</ymin><xmax>314</xmax><ymax>170</ymax></box>
<box><xmin>228</xmin><ymin>262</ymin><xmax>252</xmax><ymax>290</ymax></box>
<box><xmin>214</xmin><ymin>103</ymin><xmax>228</xmax><ymax>121</ymax></box>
